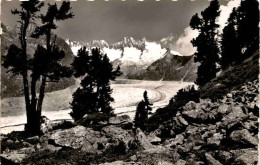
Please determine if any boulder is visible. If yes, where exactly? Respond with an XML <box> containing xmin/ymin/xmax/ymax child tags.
<box><xmin>109</xmin><ymin>115</ymin><xmax>133</xmax><ymax>129</ymax></box>
<box><xmin>165</xmin><ymin>134</ymin><xmax>184</xmax><ymax>147</ymax></box>
<box><xmin>50</xmin><ymin>126</ymin><xmax>108</xmax><ymax>153</ymax></box>
<box><xmin>40</xmin><ymin>116</ymin><xmax>52</xmax><ymax>134</ymax></box>
<box><xmin>147</xmin><ymin>132</ymin><xmax>161</xmax><ymax>144</ymax></box>
<box><xmin>198</xmin><ymin>99</ymin><xmax>214</xmax><ymax>112</ymax></box>
<box><xmin>226</xmin><ymin>93</ymin><xmax>232</xmax><ymax>98</ymax></box>
<box><xmin>217</xmin><ymin>151</ymin><xmax>232</xmax><ymax>164</ymax></box>
<box><xmin>175</xmin><ymin>159</ymin><xmax>186</xmax><ymax>165</ymax></box>
<box><xmin>1</xmin><ymin>152</ymin><xmax>27</xmax><ymax>164</ymax></box>
<box><xmin>177</xmin><ymin>116</ymin><xmax>188</xmax><ymax>126</ymax></box>
<box><xmin>99</xmin><ymin>161</ymin><xmax>140</xmax><ymax>165</ymax></box>
<box><xmin>205</xmin><ymin>153</ymin><xmax>223</xmax><ymax>165</ymax></box>
<box><xmin>1</xmin><ymin>146</ymin><xmax>35</xmax><ymax>164</ymax></box>
<box><xmin>182</xmin><ymin>109</ymin><xmax>203</xmax><ymax>120</ymax></box>
<box><xmin>183</xmin><ymin>101</ymin><xmax>197</xmax><ymax>111</ymax></box>
<box><xmin>217</xmin><ymin>104</ymin><xmax>230</xmax><ymax>114</ymax></box>
<box><xmin>207</xmin><ymin>133</ymin><xmax>223</xmax><ymax>146</ymax></box>
<box><xmin>231</xmin><ymin>148</ymin><xmax>258</xmax><ymax>165</ymax></box>
<box><xmin>101</xmin><ymin>125</ymin><xmax>134</xmax><ymax>147</ymax></box>
<box><xmin>135</xmin><ymin>128</ymin><xmax>154</xmax><ymax>150</ymax></box>
<box><xmin>229</xmin><ymin>129</ymin><xmax>258</xmax><ymax>146</ymax></box>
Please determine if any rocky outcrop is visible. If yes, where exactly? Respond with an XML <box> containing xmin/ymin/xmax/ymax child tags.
<box><xmin>50</xmin><ymin>126</ymin><xmax>108</xmax><ymax>153</ymax></box>
<box><xmin>151</xmin><ymin>80</ymin><xmax>259</xmax><ymax>164</ymax></box>
<box><xmin>1</xmin><ymin>115</ymin><xmax>153</xmax><ymax>164</ymax></box>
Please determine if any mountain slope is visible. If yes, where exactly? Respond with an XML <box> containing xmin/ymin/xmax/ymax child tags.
<box><xmin>1</xmin><ymin>23</ymin><xmax>75</xmax><ymax>98</ymax></box>
<box><xmin>127</xmin><ymin>49</ymin><xmax>198</xmax><ymax>81</ymax></box>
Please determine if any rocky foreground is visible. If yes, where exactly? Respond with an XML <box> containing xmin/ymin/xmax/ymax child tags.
<box><xmin>1</xmin><ymin>80</ymin><xmax>258</xmax><ymax>165</ymax></box>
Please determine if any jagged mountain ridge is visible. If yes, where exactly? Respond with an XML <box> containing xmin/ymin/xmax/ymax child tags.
<box><xmin>66</xmin><ymin>36</ymin><xmax>197</xmax><ymax>80</ymax></box>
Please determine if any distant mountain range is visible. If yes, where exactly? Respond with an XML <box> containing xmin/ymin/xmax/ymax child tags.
<box><xmin>66</xmin><ymin>36</ymin><xmax>198</xmax><ymax>81</ymax></box>
<box><xmin>1</xmin><ymin>23</ymin><xmax>198</xmax><ymax>98</ymax></box>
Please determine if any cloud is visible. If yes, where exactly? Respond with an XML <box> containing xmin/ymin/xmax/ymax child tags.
<box><xmin>172</xmin><ymin>0</ymin><xmax>242</xmax><ymax>56</ymax></box>
<box><xmin>171</xmin><ymin>27</ymin><xmax>199</xmax><ymax>56</ymax></box>
<box><xmin>218</xmin><ymin>0</ymin><xmax>241</xmax><ymax>31</ymax></box>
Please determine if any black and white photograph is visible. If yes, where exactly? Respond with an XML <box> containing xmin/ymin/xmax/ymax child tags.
<box><xmin>0</xmin><ymin>0</ymin><xmax>259</xmax><ymax>164</ymax></box>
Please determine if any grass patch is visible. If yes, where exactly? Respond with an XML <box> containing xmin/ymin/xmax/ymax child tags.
<box><xmin>200</xmin><ymin>51</ymin><xmax>259</xmax><ymax>101</ymax></box>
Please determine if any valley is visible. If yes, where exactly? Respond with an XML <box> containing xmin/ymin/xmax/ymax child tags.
<box><xmin>0</xmin><ymin>79</ymin><xmax>193</xmax><ymax>134</ymax></box>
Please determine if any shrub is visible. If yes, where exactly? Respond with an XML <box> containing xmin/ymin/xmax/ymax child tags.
<box><xmin>146</xmin><ymin>85</ymin><xmax>200</xmax><ymax>132</ymax></box>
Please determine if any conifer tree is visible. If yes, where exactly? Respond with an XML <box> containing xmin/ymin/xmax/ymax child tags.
<box><xmin>221</xmin><ymin>8</ymin><xmax>240</xmax><ymax>69</ymax></box>
<box><xmin>2</xmin><ymin>0</ymin><xmax>44</xmax><ymax>134</ymax></box>
<box><xmin>190</xmin><ymin>0</ymin><xmax>220</xmax><ymax>88</ymax></box>
<box><xmin>236</xmin><ymin>0</ymin><xmax>259</xmax><ymax>60</ymax></box>
<box><xmin>70</xmin><ymin>47</ymin><xmax>122</xmax><ymax>121</ymax></box>
<box><xmin>2</xmin><ymin>0</ymin><xmax>74</xmax><ymax>134</ymax></box>
<box><xmin>134</xmin><ymin>90</ymin><xmax>153</xmax><ymax>130</ymax></box>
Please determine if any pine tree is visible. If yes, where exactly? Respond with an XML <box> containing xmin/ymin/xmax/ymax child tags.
<box><xmin>2</xmin><ymin>1</ymin><xmax>74</xmax><ymax>134</ymax></box>
<box><xmin>190</xmin><ymin>0</ymin><xmax>220</xmax><ymax>88</ymax></box>
<box><xmin>2</xmin><ymin>0</ymin><xmax>44</xmax><ymax>134</ymax></box>
<box><xmin>236</xmin><ymin>0</ymin><xmax>259</xmax><ymax>60</ymax></box>
<box><xmin>134</xmin><ymin>100</ymin><xmax>146</xmax><ymax>130</ymax></box>
<box><xmin>143</xmin><ymin>90</ymin><xmax>153</xmax><ymax>113</ymax></box>
<box><xmin>134</xmin><ymin>90</ymin><xmax>153</xmax><ymax>130</ymax></box>
<box><xmin>70</xmin><ymin>47</ymin><xmax>122</xmax><ymax>121</ymax></box>
<box><xmin>221</xmin><ymin>8</ymin><xmax>240</xmax><ymax>69</ymax></box>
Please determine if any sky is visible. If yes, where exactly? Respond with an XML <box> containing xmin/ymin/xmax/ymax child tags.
<box><xmin>1</xmin><ymin>0</ymin><xmax>230</xmax><ymax>43</ymax></box>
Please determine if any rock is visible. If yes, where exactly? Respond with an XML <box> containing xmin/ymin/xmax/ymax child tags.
<box><xmin>109</xmin><ymin>115</ymin><xmax>133</xmax><ymax>129</ymax></box>
<box><xmin>177</xmin><ymin>142</ymin><xmax>194</xmax><ymax>153</ymax></box>
<box><xmin>231</xmin><ymin>148</ymin><xmax>258</xmax><ymax>165</ymax></box>
<box><xmin>1</xmin><ymin>145</ymin><xmax>36</xmax><ymax>164</ymax></box>
<box><xmin>175</xmin><ymin>159</ymin><xmax>186</xmax><ymax>165</ymax></box>
<box><xmin>205</xmin><ymin>153</ymin><xmax>223</xmax><ymax>165</ymax></box>
<box><xmin>40</xmin><ymin>116</ymin><xmax>52</xmax><ymax>134</ymax></box>
<box><xmin>177</xmin><ymin>116</ymin><xmax>188</xmax><ymax>126</ymax></box>
<box><xmin>217</xmin><ymin>151</ymin><xmax>232</xmax><ymax>163</ymax></box>
<box><xmin>217</xmin><ymin>104</ymin><xmax>230</xmax><ymax>114</ymax></box>
<box><xmin>27</xmin><ymin>136</ymin><xmax>39</xmax><ymax>141</ymax></box>
<box><xmin>227</xmin><ymin>93</ymin><xmax>232</xmax><ymax>98</ymax></box>
<box><xmin>207</xmin><ymin>133</ymin><xmax>223</xmax><ymax>146</ymax></box>
<box><xmin>109</xmin><ymin>115</ymin><xmax>131</xmax><ymax>125</ymax></box>
<box><xmin>76</xmin><ymin>112</ymin><xmax>109</xmax><ymax>127</ymax></box>
<box><xmin>198</xmin><ymin>99</ymin><xmax>214</xmax><ymax>112</ymax></box>
<box><xmin>147</xmin><ymin>132</ymin><xmax>161</xmax><ymax>144</ymax></box>
<box><xmin>6</xmin><ymin>139</ymin><xmax>14</xmax><ymax>144</ymax></box>
<box><xmin>183</xmin><ymin>101</ymin><xmax>197</xmax><ymax>111</ymax></box>
<box><xmin>182</xmin><ymin>109</ymin><xmax>202</xmax><ymax>119</ymax></box>
<box><xmin>99</xmin><ymin>161</ymin><xmax>139</xmax><ymax>165</ymax></box>
<box><xmin>45</xmin><ymin>144</ymin><xmax>62</xmax><ymax>152</ymax></box>
<box><xmin>19</xmin><ymin>147</ymin><xmax>35</xmax><ymax>154</ymax></box>
<box><xmin>229</xmin><ymin>129</ymin><xmax>258</xmax><ymax>146</ymax></box>
<box><xmin>157</xmin><ymin>160</ymin><xmax>173</xmax><ymax>165</ymax></box>
<box><xmin>50</xmin><ymin>126</ymin><xmax>108</xmax><ymax>153</ymax></box>
<box><xmin>165</xmin><ymin>134</ymin><xmax>184</xmax><ymax>147</ymax></box>
<box><xmin>242</xmin><ymin>120</ymin><xmax>258</xmax><ymax>133</ymax></box>
<box><xmin>22</xmin><ymin>142</ymin><xmax>33</xmax><ymax>148</ymax></box>
<box><xmin>130</xmin><ymin>155</ymin><xmax>137</xmax><ymax>161</ymax></box>
<box><xmin>135</xmin><ymin>128</ymin><xmax>154</xmax><ymax>150</ymax></box>
<box><xmin>1</xmin><ymin>152</ymin><xmax>27</xmax><ymax>164</ymax></box>
<box><xmin>101</xmin><ymin>125</ymin><xmax>134</xmax><ymax>147</ymax></box>
<box><xmin>223</xmin><ymin>105</ymin><xmax>246</xmax><ymax>123</ymax></box>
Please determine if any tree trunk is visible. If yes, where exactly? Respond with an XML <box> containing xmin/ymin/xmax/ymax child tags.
<box><xmin>37</xmin><ymin>75</ymin><xmax>47</xmax><ymax>117</ymax></box>
<box><xmin>31</xmin><ymin>76</ymin><xmax>37</xmax><ymax>111</ymax></box>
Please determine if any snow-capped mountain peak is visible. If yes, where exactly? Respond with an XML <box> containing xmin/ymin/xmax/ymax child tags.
<box><xmin>66</xmin><ymin>37</ymin><xmax>184</xmax><ymax>69</ymax></box>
